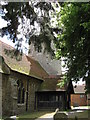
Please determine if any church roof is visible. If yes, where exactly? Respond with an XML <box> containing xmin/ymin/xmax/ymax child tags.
<box><xmin>38</xmin><ymin>77</ymin><xmax>66</xmax><ymax>91</ymax></box>
<box><xmin>0</xmin><ymin>41</ymin><xmax>49</xmax><ymax>80</ymax></box>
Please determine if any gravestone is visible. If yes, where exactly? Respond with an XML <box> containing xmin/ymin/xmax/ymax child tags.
<box><xmin>54</xmin><ymin>111</ymin><xmax>68</xmax><ymax>120</ymax></box>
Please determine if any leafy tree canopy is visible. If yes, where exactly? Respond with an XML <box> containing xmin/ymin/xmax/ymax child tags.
<box><xmin>55</xmin><ymin>2</ymin><xmax>90</xmax><ymax>93</ymax></box>
<box><xmin>1</xmin><ymin>1</ymin><xmax>59</xmax><ymax>55</ymax></box>
<box><xmin>1</xmin><ymin>1</ymin><xmax>90</xmax><ymax>92</ymax></box>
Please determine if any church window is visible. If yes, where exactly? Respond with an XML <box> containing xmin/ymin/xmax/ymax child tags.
<box><xmin>17</xmin><ymin>80</ymin><xmax>25</xmax><ymax>104</ymax></box>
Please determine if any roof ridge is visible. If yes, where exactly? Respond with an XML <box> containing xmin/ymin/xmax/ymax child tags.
<box><xmin>0</xmin><ymin>40</ymin><xmax>49</xmax><ymax>79</ymax></box>
<box><xmin>0</xmin><ymin>40</ymin><xmax>14</xmax><ymax>49</ymax></box>
<box><xmin>0</xmin><ymin>40</ymin><xmax>44</xmax><ymax>63</ymax></box>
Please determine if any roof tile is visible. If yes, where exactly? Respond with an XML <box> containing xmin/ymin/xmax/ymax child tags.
<box><xmin>0</xmin><ymin>41</ymin><xmax>49</xmax><ymax>80</ymax></box>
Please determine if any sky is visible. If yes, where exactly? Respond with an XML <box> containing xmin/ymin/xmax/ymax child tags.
<box><xmin>0</xmin><ymin>16</ymin><xmax>15</xmax><ymax>47</ymax></box>
<box><xmin>0</xmin><ymin>16</ymin><xmax>29</xmax><ymax>54</ymax></box>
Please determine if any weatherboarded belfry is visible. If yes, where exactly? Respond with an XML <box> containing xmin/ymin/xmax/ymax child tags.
<box><xmin>28</xmin><ymin>42</ymin><xmax>62</xmax><ymax>75</ymax></box>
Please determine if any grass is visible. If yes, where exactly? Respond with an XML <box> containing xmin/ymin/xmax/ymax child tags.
<box><xmin>68</xmin><ymin>110</ymin><xmax>90</xmax><ymax>119</ymax></box>
<box><xmin>17</xmin><ymin>110</ymin><xmax>53</xmax><ymax>120</ymax></box>
<box><xmin>17</xmin><ymin>109</ymin><xmax>90</xmax><ymax>120</ymax></box>
<box><xmin>1</xmin><ymin>111</ymin><xmax>53</xmax><ymax>120</ymax></box>
<box><xmin>2</xmin><ymin>107</ymin><xmax>90</xmax><ymax>120</ymax></box>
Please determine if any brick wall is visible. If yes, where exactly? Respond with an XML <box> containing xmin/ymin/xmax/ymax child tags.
<box><xmin>71</xmin><ymin>94</ymin><xmax>87</xmax><ymax>107</ymax></box>
<box><xmin>87</xmin><ymin>94</ymin><xmax>90</xmax><ymax>106</ymax></box>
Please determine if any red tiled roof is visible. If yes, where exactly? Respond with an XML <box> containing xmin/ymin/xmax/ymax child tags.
<box><xmin>74</xmin><ymin>84</ymin><xmax>86</xmax><ymax>93</ymax></box>
<box><xmin>26</xmin><ymin>56</ymin><xmax>49</xmax><ymax>79</ymax></box>
<box><xmin>0</xmin><ymin>40</ymin><xmax>49</xmax><ymax>80</ymax></box>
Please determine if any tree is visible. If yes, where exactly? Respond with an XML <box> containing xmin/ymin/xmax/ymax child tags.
<box><xmin>1</xmin><ymin>1</ymin><xmax>57</xmax><ymax>55</ymax></box>
<box><xmin>55</xmin><ymin>2</ymin><xmax>90</xmax><ymax>93</ymax></box>
<box><xmin>1</xmin><ymin>1</ymin><xmax>90</xmax><ymax>93</ymax></box>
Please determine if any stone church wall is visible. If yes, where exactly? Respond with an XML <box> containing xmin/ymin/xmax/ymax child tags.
<box><xmin>0</xmin><ymin>73</ymin><xmax>2</xmax><ymax>118</ymax></box>
<box><xmin>2</xmin><ymin>73</ymin><xmax>13</xmax><ymax>116</ymax></box>
<box><xmin>1</xmin><ymin>71</ymin><xmax>42</xmax><ymax>117</ymax></box>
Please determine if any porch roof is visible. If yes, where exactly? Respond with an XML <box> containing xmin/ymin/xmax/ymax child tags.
<box><xmin>38</xmin><ymin>76</ymin><xmax>67</xmax><ymax>91</ymax></box>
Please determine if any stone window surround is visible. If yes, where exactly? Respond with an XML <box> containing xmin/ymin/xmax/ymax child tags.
<box><xmin>17</xmin><ymin>80</ymin><xmax>25</xmax><ymax>104</ymax></box>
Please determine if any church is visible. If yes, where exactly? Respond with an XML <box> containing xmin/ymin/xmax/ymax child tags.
<box><xmin>0</xmin><ymin>41</ymin><xmax>73</xmax><ymax>117</ymax></box>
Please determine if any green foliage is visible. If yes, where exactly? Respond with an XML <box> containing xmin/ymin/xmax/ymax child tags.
<box><xmin>1</xmin><ymin>1</ymin><xmax>56</xmax><ymax>54</ymax></box>
<box><xmin>57</xmin><ymin>75</ymin><xmax>67</xmax><ymax>88</ymax></box>
<box><xmin>56</xmin><ymin>3</ymin><xmax>90</xmax><ymax>92</ymax></box>
<box><xmin>1</xmin><ymin>1</ymin><xmax>90</xmax><ymax>92</ymax></box>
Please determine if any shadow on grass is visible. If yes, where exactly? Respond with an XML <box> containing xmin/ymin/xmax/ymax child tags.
<box><xmin>67</xmin><ymin>109</ymin><xmax>89</xmax><ymax>120</ymax></box>
<box><xmin>17</xmin><ymin>111</ymin><xmax>54</xmax><ymax>120</ymax></box>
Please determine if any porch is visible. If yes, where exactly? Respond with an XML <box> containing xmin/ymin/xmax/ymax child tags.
<box><xmin>35</xmin><ymin>91</ymin><xmax>67</xmax><ymax>110</ymax></box>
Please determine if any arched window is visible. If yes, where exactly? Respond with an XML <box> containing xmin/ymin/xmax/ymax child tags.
<box><xmin>22</xmin><ymin>88</ymin><xmax>25</xmax><ymax>103</ymax></box>
<box><xmin>18</xmin><ymin>87</ymin><xmax>21</xmax><ymax>103</ymax></box>
<box><xmin>17</xmin><ymin>80</ymin><xmax>25</xmax><ymax>104</ymax></box>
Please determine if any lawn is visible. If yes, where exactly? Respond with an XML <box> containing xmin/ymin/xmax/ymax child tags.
<box><xmin>17</xmin><ymin>109</ymin><xmax>90</xmax><ymax>120</ymax></box>
<box><xmin>68</xmin><ymin>110</ymin><xmax>90</xmax><ymax>120</ymax></box>
<box><xmin>17</xmin><ymin>110</ymin><xmax>53</xmax><ymax>120</ymax></box>
<box><xmin>2</xmin><ymin>109</ymin><xmax>90</xmax><ymax>120</ymax></box>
